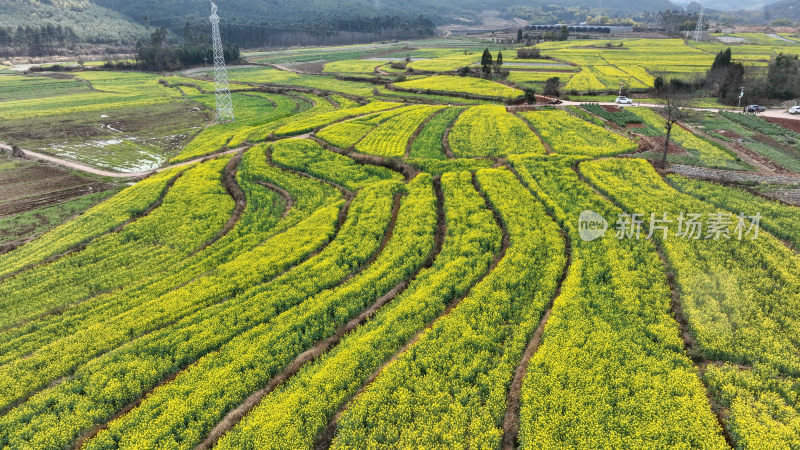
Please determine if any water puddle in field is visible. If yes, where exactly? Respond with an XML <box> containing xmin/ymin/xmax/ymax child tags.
<box><xmin>41</xmin><ymin>132</ymin><xmax>192</xmax><ymax>173</ymax></box>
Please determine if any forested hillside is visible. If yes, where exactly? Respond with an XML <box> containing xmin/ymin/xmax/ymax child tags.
<box><xmin>3</xmin><ymin>0</ymin><xmax>681</xmax><ymax>53</ymax></box>
<box><xmin>2</xmin><ymin>0</ymin><xmax>148</xmax><ymax>47</ymax></box>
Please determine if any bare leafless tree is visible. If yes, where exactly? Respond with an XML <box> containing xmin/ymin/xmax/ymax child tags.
<box><xmin>652</xmin><ymin>76</ymin><xmax>695</xmax><ymax>168</ymax></box>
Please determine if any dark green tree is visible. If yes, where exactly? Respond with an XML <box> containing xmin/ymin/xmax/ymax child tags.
<box><xmin>517</xmin><ymin>28</ymin><xmax>523</xmax><ymax>42</ymax></box>
<box><xmin>711</xmin><ymin>48</ymin><xmax>732</xmax><ymax>70</ymax></box>
<box><xmin>481</xmin><ymin>48</ymin><xmax>493</xmax><ymax>76</ymax></box>
<box><xmin>544</xmin><ymin>77</ymin><xmax>561</xmax><ymax>96</ymax></box>
<box><xmin>559</xmin><ymin>25</ymin><xmax>569</xmax><ymax>41</ymax></box>
<box><xmin>524</xmin><ymin>88</ymin><xmax>537</xmax><ymax>104</ymax></box>
<box><xmin>767</xmin><ymin>53</ymin><xmax>800</xmax><ymax>99</ymax></box>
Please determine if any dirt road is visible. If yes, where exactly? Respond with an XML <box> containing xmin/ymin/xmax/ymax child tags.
<box><xmin>1</xmin><ymin>134</ymin><xmax>312</xmax><ymax>179</ymax></box>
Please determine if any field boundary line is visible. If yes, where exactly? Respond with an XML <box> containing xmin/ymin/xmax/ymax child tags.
<box><xmin>404</xmin><ymin>107</ymin><xmax>446</xmax><ymax>159</ymax></box>
<box><xmin>72</xmin><ymin>190</ymin><xmax>357</xmax><ymax>449</ymax></box>
<box><xmin>572</xmin><ymin>161</ymin><xmax>736</xmax><ymax>449</ymax></box>
<box><xmin>501</xmin><ymin>162</ymin><xmax>572</xmax><ymax>450</ymax></box>
<box><xmin>313</xmin><ymin>171</ymin><xmax>510</xmax><ymax>449</ymax></box>
<box><xmin>510</xmin><ymin>110</ymin><xmax>552</xmax><ymax>155</ymax></box>
<box><xmin>441</xmin><ymin>107</ymin><xmax>467</xmax><ymax>159</ymax></box>
<box><xmin>197</xmin><ymin>175</ymin><xmax>447</xmax><ymax>450</ymax></box>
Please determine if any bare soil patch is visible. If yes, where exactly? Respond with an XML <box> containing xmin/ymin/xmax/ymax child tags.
<box><xmin>0</xmin><ymin>164</ymin><xmax>114</xmax><ymax>217</ymax></box>
<box><xmin>638</xmin><ymin>136</ymin><xmax>688</xmax><ymax>155</ymax></box>
<box><xmin>765</xmin><ymin>116</ymin><xmax>800</xmax><ymax>134</ymax></box>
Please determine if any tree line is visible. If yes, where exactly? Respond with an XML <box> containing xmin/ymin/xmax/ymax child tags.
<box><xmin>133</xmin><ymin>27</ymin><xmax>240</xmax><ymax>71</ymax></box>
<box><xmin>0</xmin><ymin>25</ymin><xmax>80</xmax><ymax>57</ymax></box>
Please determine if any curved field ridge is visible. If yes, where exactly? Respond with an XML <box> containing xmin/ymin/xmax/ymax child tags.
<box><xmin>393</xmin><ymin>75</ymin><xmax>524</xmax><ymax>100</ymax></box>
<box><xmin>448</xmin><ymin>105</ymin><xmax>546</xmax><ymax>158</ymax></box>
<box><xmin>331</xmin><ymin>168</ymin><xmax>565</xmax><ymax>448</ymax></box>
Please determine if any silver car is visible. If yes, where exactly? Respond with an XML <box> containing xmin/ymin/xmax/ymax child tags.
<box><xmin>789</xmin><ymin>106</ymin><xmax>800</xmax><ymax>115</ymax></box>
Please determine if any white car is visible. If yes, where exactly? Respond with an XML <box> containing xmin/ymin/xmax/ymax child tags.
<box><xmin>616</xmin><ymin>96</ymin><xmax>634</xmax><ymax>104</ymax></box>
<box><xmin>789</xmin><ymin>106</ymin><xmax>800</xmax><ymax>115</ymax></box>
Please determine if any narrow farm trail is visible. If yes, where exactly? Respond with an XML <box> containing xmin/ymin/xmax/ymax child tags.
<box><xmin>255</xmin><ymin>180</ymin><xmax>294</xmax><ymax>219</ymax></box>
<box><xmin>192</xmin><ymin>151</ymin><xmax>247</xmax><ymax>255</ymax></box>
<box><xmin>309</xmin><ymin>135</ymin><xmax>419</xmax><ymax>180</ymax></box>
<box><xmin>196</xmin><ymin>176</ymin><xmax>448</xmax><ymax>450</ymax></box>
<box><xmin>404</xmin><ymin>107</ymin><xmax>446</xmax><ymax>159</ymax></box>
<box><xmin>572</xmin><ymin>162</ymin><xmax>736</xmax><ymax>449</ymax></box>
<box><xmin>441</xmin><ymin>108</ymin><xmax>467</xmax><ymax>159</ymax></box>
<box><xmin>511</xmin><ymin>111</ymin><xmax>552</xmax><ymax>154</ymax></box>
<box><xmin>501</xmin><ymin>163</ymin><xmax>573</xmax><ymax>450</ymax></box>
<box><xmin>314</xmin><ymin>171</ymin><xmax>511</xmax><ymax>449</ymax></box>
<box><xmin>73</xmin><ymin>189</ymin><xmax>358</xmax><ymax>449</ymax></box>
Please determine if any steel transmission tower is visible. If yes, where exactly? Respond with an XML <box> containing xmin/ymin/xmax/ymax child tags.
<box><xmin>693</xmin><ymin>7</ymin><xmax>706</xmax><ymax>42</ymax></box>
<box><xmin>210</xmin><ymin>1</ymin><xmax>235</xmax><ymax>123</ymax></box>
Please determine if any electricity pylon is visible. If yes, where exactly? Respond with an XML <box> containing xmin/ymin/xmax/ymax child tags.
<box><xmin>210</xmin><ymin>1</ymin><xmax>235</xmax><ymax>123</ymax></box>
<box><xmin>693</xmin><ymin>7</ymin><xmax>707</xmax><ymax>42</ymax></box>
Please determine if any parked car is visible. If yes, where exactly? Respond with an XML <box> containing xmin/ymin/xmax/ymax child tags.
<box><xmin>789</xmin><ymin>106</ymin><xmax>800</xmax><ymax>115</ymax></box>
<box><xmin>615</xmin><ymin>96</ymin><xmax>633</xmax><ymax>104</ymax></box>
<box><xmin>745</xmin><ymin>104</ymin><xmax>766</xmax><ymax>113</ymax></box>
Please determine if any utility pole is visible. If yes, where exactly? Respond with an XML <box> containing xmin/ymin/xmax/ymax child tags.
<box><xmin>210</xmin><ymin>1</ymin><xmax>235</xmax><ymax>123</ymax></box>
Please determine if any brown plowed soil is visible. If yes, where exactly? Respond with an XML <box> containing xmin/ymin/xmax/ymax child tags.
<box><xmin>638</xmin><ymin>136</ymin><xmax>688</xmax><ymax>155</ymax></box>
<box><xmin>0</xmin><ymin>164</ymin><xmax>115</xmax><ymax>217</ymax></box>
<box><xmin>717</xmin><ymin>130</ymin><xmax>743</xmax><ymax>140</ymax></box>
<box><xmin>601</xmin><ymin>105</ymin><xmax>622</xmax><ymax>113</ymax></box>
<box><xmin>765</xmin><ymin>116</ymin><xmax>800</xmax><ymax>133</ymax></box>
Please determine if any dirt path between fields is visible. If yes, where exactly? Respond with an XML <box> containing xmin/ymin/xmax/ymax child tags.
<box><xmin>313</xmin><ymin>171</ymin><xmax>510</xmax><ymax>449</ymax></box>
<box><xmin>309</xmin><ymin>135</ymin><xmax>419</xmax><ymax>181</ymax></box>
<box><xmin>441</xmin><ymin>108</ymin><xmax>466</xmax><ymax>159</ymax></box>
<box><xmin>198</xmin><ymin>176</ymin><xmax>448</xmax><ymax>449</ymax></box>
<box><xmin>256</xmin><ymin>181</ymin><xmax>294</xmax><ymax>219</ymax></box>
<box><xmin>73</xmin><ymin>176</ymin><xmax>355</xmax><ymax>450</ymax></box>
<box><xmin>501</xmin><ymin>163</ymin><xmax>572</xmax><ymax>450</ymax></box>
<box><xmin>511</xmin><ymin>110</ymin><xmax>552</xmax><ymax>154</ymax></box>
<box><xmin>404</xmin><ymin>107</ymin><xmax>445</xmax><ymax>159</ymax></box>
<box><xmin>573</xmin><ymin>162</ymin><xmax>736</xmax><ymax>449</ymax></box>
<box><xmin>191</xmin><ymin>151</ymin><xmax>247</xmax><ymax>256</ymax></box>
<box><xmin>0</xmin><ymin>140</ymin><xmax>251</xmax><ymax>179</ymax></box>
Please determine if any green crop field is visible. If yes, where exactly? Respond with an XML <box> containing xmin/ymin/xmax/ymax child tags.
<box><xmin>1</xmin><ymin>33</ymin><xmax>799</xmax><ymax>450</ymax></box>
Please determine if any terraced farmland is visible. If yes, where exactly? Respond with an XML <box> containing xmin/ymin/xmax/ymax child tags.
<box><xmin>1</xmin><ymin>35</ymin><xmax>799</xmax><ymax>450</ymax></box>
